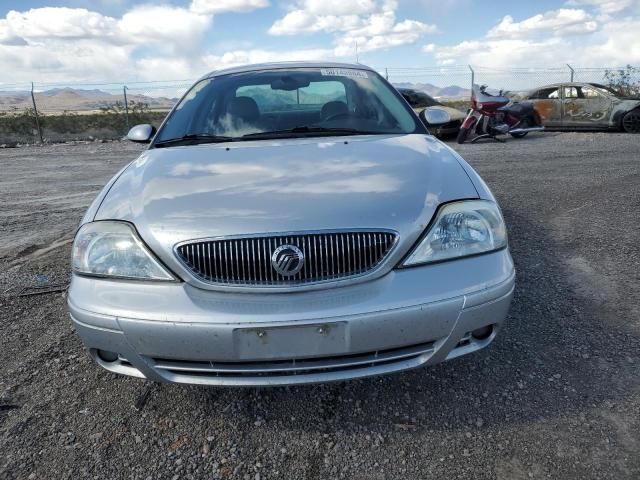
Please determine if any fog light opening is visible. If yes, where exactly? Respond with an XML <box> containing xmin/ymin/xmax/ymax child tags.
<box><xmin>97</xmin><ymin>349</ymin><xmax>119</xmax><ymax>363</ymax></box>
<box><xmin>471</xmin><ymin>325</ymin><xmax>494</xmax><ymax>341</ymax></box>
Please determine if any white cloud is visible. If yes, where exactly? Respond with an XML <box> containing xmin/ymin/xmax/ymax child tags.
<box><xmin>0</xmin><ymin>6</ymin><xmax>212</xmax><ymax>49</ymax></box>
<box><xmin>0</xmin><ymin>8</ymin><xmax>129</xmax><ymax>82</ymax></box>
<box><xmin>301</xmin><ymin>0</ymin><xmax>378</xmax><ymax>16</ymax></box>
<box><xmin>189</xmin><ymin>0</ymin><xmax>270</xmax><ymax>15</ymax></box>
<box><xmin>269</xmin><ymin>0</ymin><xmax>436</xmax><ymax>57</ymax></box>
<box><xmin>203</xmin><ymin>47</ymin><xmax>335</xmax><ymax>69</ymax></box>
<box><xmin>487</xmin><ymin>9</ymin><xmax>598</xmax><ymax>38</ymax></box>
<box><xmin>0</xmin><ymin>3</ymin><xmax>281</xmax><ymax>83</ymax></box>
<box><xmin>130</xmin><ymin>47</ymin><xmax>337</xmax><ymax>82</ymax></box>
<box><xmin>118</xmin><ymin>5</ymin><xmax>211</xmax><ymax>50</ymax></box>
<box><xmin>3</xmin><ymin>7</ymin><xmax>119</xmax><ymax>40</ymax></box>
<box><xmin>427</xmin><ymin>13</ymin><xmax>640</xmax><ymax>69</ymax></box>
<box><xmin>565</xmin><ymin>0</ymin><xmax>638</xmax><ymax>14</ymax></box>
<box><xmin>0</xmin><ymin>5</ymin><xmax>214</xmax><ymax>83</ymax></box>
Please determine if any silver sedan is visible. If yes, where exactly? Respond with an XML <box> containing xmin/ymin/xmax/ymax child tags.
<box><xmin>68</xmin><ymin>62</ymin><xmax>515</xmax><ymax>386</ymax></box>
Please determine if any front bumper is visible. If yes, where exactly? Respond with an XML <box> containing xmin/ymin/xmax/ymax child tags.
<box><xmin>68</xmin><ymin>249</ymin><xmax>515</xmax><ymax>386</ymax></box>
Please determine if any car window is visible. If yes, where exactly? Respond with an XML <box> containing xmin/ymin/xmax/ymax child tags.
<box><xmin>401</xmin><ymin>90</ymin><xmax>438</xmax><ymax>108</ymax></box>
<box><xmin>237</xmin><ymin>81</ymin><xmax>347</xmax><ymax>112</ymax></box>
<box><xmin>155</xmin><ymin>68</ymin><xmax>420</xmax><ymax>142</ymax></box>
<box><xmin>564</xmin><ymin>87</ymin><xmax>579</xmax><ymax>99</ymax></box>
<box><xmin>540</xmin><ymin>88</ymin><xmax>560</xmax><ymax>99</ymax></box>
<box><xmin>400</xmin><ymin>91</ymin><xmax>418</xmax><ymax>106</ymax></box>
<box><xmin>582</xmin><ymin>86</ymin><xmax>602</xmax><ymax>98</ymax></box>
<box><xmin>590</xmin><ymin>83</ymin><xmax>621</xmax><ymax>96</ymax></box>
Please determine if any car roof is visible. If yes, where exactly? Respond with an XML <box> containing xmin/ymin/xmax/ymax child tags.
<box><xmin>397</xmin><ymin>88</ymin><xmax>436</xmax><ymax>98</ymax></box>
<box><xmin>528</xmin><ymin>82</ymin><xmax>605</xmax><ymax>90</ymax></box>
<box><xmin>199</xmin><ymin>61</ymin><xmax>377</xmax><ymax>80</ymax></box>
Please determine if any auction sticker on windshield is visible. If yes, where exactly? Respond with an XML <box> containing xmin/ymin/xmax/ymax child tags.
<box><xmin>321</xmin><ymin>68</ymin><xmax>369</xmax><ymax>78</ymax></box>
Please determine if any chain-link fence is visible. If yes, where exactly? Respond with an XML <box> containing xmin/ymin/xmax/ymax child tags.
<box><xmin>381</xmin><ymin>65</ymin><xmax>634</xmax><ymax>105</ymax></box>
<box><xmin>0</xmin><ymin>80</ymin><xmax>192</xmax><ymax>144</ymax></box>
<box><xmin>0</xmin><ymin>65</ymin><xmax>634</xmax><ymax>144</ymax></box>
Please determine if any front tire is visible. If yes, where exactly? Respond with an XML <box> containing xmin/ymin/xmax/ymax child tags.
<box><xmin>456</xmin><ymin>127</ymin><xmax>470</xmax><ymax>144</ymax></box>
<box><xmin>622</xmin><ymin>109</ymin><xmax>640</xmax><ymax>133</ymax></box>
<box><xmin>457</xmin><ymin>115</ymin><xmax>477</xmax><ymax>144</ymax></box>
<box><xmin>510</xmin><ymin>118</ymin><xmax>529</xmax><ymax>138</ymax></box>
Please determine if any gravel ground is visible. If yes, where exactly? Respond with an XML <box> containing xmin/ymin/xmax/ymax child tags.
<box><xmin>1</xmin><ymin>132</ymin><xmax>639</xmax><ymax>479</ymax></box>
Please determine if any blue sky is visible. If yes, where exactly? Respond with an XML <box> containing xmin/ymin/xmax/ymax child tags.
<box><xmin>0</xmin><ymin>0</ymin><xmax>638</xmax><ymax>84</ymax></box>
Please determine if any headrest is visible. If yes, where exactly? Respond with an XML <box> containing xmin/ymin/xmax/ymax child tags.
<box><xmin>228</xmin><ymin>96</ymin><xmax>260</xmax><ymax>122</ymax></box>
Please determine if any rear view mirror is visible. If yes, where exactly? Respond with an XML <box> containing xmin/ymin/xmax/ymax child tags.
<box><xmin>271</xmin><ymin>75</ymin><xmax>311</xmax><ymax>91</ymax></box>
<box><xmin>127</xmin><ymin>124</ymin><xmax>157</xmax><ymax>143</ymax></box>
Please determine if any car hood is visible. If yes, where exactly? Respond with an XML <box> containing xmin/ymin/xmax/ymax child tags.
<box><xmin>96</xmin><ymin>134</ymin><xmax>478</xmax><ymax>281</ymax></box>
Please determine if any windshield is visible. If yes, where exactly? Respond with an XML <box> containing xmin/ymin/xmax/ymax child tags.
<box><xmin>589</xmin><ymin>83</ymin><xmax>623</xmax><ymax>97</ymax></box>
<box><xmin>400</xmin><ymin>89</ymin><xmax>439</xmax><ymax>108</ymax></box>
<box><xmin>154</xmin><ymin>67</ymin><xmax>421</xmax><ymax>145</ymax></box>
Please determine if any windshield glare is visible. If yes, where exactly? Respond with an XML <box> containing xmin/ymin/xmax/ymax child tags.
<box><xmin>155</xmin><ymin>68</ymin><xmax>419</xmax><ymax>143</ymax></box>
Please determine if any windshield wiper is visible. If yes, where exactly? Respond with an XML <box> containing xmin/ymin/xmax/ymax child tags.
<box><xmin>154</xmin><ymin>133</ymin><xmax>234</xmax><ymax>148</ymax></box>
<box><xmin>240</xmin><ymin>126</ymin><xmax>380</xmax><ymax>140</ymax></box>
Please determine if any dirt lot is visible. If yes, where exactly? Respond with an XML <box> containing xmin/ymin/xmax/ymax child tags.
<box><xmin>1</xmin><ymin>132</ymin><xmax>639</xmax><ymax>479</ymax></box>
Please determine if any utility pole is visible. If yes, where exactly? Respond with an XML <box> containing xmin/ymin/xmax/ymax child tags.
<box><xmin>30</xmin><ymin>82</ymin><xmax>43</xmax><ymax>144</ymax></box>
<box><xmin>123</xmin><ymin>85</ymin><xmax>130</xmax><ymax>131</ymax></box>
<box><xmin>468</xmin><ymin>65</ymin><xmax>475</xmax><ymax>100</ymax></box>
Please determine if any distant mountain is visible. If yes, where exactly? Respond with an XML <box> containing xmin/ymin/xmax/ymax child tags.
<box><xmin>40</xmin><ymin>87</ymin><xmax>112</xmax><ymax>97</ymax></box>
<box><xmin>0</xmin><ymin>90</ymin><xmax>30</xmax><ymax>97</ymax></box>
<box><xmin>394</xmin><ymin>82</ymin><xmax>470</xmax><ymax>100</ymax></box>
<box><xmin>0</xmin><ymin>87</ymin><xmax>176</xmax><ymax>112</ymax></box>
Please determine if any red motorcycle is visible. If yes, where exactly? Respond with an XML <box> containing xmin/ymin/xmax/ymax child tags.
<box><xmin>457</xmin><ymin>84</ymin><xmax>544</xmax><ymax>144</ymax></box>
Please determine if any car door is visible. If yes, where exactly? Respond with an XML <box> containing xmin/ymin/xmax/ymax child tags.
<box><xmin>561</xmin><ymin>85</ymin><xmax>613</xmax><ymax>128</ymax></box>
<box><xmin>528</xmin><ymin>86</ymin><xmax>562</xmax><ymax>127</ymax></box>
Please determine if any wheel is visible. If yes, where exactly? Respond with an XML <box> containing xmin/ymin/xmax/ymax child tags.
<box><xmin>456</xmin><ymin>127</ymin><xmax>470</xmax><ymax>144</ymax></box>
<box><xmin>456</xmin><ymin>117</ymin><xmax>476</xmax><ymax>144</ymax></box>
<box><xmin>622</xmin><ymin>109</ymin><xmax>640</xmax><ymax>133</ymax></box>
<box><xmin>510</xmin><ymin>118</ymin><xmax>529</xmax><ymax>138</ymax></box>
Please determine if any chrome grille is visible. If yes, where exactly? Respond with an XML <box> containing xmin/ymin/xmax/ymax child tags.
<box><xmin>150</xmin><ymin>341</ymin><xmax>435</xmax><ymax>379</ymax></box>
<box><xmin>175</xmin><ymin>231</ymin><xmax>397</xmax><ymax>286</ymax></box>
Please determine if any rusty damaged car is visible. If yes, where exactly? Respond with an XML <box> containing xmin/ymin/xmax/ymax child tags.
<box><xmin>521</xmin><ymin>82</ymin><xmax>640</xmax><ymax>133</ymax></box>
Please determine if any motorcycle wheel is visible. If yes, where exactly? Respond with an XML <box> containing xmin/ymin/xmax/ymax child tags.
<box><xmin>456</xmin><ymin>127</ymin><xmax>470</xmax><ymax>144</ymax></box>
<box><xmin>456</xmin><ymin>118</ymin><xmax>478</xmax><ymax>144</ymax></box>
<box><xmin>510</xmin><ymin>118</ymin><xmax>529</xmax><ymax>138</ymax></box>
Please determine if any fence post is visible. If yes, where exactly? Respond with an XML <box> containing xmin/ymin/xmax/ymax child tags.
<box><xmin>385</xmin><ymin>68</ymin><xmax>389</xmax><ymax>80</ymax></box>
<box><xmin>567</xmin><ymin>64</ymin><xmax>575</xmax><ymax>82</ymax></box>
<box><xmin>30</xmin><ymin>82</ymin><xmax>44</xmax><ymax>144</ymax></box>
<box><xmin>123</xmin><ymin>85</ymin><xmax>130</xmax><ymax>131</ymax></box>
<box><xmin>468</xmin><ymin>65</ymin><xmax>475</xmax><ymax>100</ymax></box>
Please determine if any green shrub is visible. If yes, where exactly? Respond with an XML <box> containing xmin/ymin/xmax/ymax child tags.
<box><xmin>604</xmin><ymin>65</ymin><xmax>640</xmax><ymax>97</ymax></box>
<box><xmin>0</xmin><ymin>107</ymin><xmax>169</xmax><ymax>143</ymax></box>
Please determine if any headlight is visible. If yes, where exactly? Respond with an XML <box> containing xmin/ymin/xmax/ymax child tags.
<box><xmin>403</xmin><ymin>200</ymin><xmax>507</xmax><ymax>266</ymax></box>
<box><xmin>424</xmin><ymin>108</ymin><xmax>451</xmax><ymax>125</ymax></box>
<box><xmin>72</xmin><ymin>221</ymin><xmax>175</xmax><ymax>280</ymax></box>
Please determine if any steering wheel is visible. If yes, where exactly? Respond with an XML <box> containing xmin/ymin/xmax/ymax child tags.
<box><xmin>322</xmin><ymin>112</ymin><xmax>351</xmax><ymax>122</ymax></box>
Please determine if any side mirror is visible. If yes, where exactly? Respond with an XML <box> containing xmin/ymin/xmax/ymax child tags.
<box><xmin>421</xmin><ymin>107</ymin><xmax>451</xmax><ymax>125</ymax></box>
<box><xmin>127</xmin><ymin>124</ymin><xmax>156</xmax><ymax>143</ymax></box>
<box><xmin>420</xmin><ymin>108</ymin><xmax>451</xmax><ymax>126</ymax></box>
